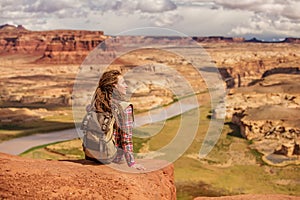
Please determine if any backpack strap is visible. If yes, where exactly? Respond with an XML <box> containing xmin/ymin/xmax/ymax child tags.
<box><xmin>118</xmin><ymin>101</ymin><xmax>134</xmax><ymax>122</ymax></box>
<box><xmin>85</xmin><ymin>91</ymin><xmax>97</xmax><ymax>112</ymax></box>
<box><xmin>119</xmin><ymin>101</ymin><xmax>131</xmax><ymax>110</ymax></box>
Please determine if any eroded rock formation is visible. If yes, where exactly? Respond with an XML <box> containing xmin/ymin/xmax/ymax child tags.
<box><xmin>1</xmin><ymin>25</ymin><xmax>300</xmax><ymax>159</ymax></box>
<box><xmin>227</xmin><ymin>74</ymin><xmax>300</xmax><ymax>165</ymax></box>
<box><xmin>0</xmin><ymin>24</ymin><xmax>106</xmax><ymax>64</ymax></box>
<box><xmin>203</xmin><ymin>42</ymin><xmax>300</xmax><ymax>87</ymax></box>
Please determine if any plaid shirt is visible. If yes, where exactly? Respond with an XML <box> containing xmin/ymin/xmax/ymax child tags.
<box><xmin>113</xmin><ymin>105</ymin><xmax>135</xmax><ymax>167</ymax></box>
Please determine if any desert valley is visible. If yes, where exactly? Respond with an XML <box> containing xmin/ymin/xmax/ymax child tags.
<box><xmin>0</xmin><ymin>24</ymin><xmax>299</xmax><ymax>199</ymax></box>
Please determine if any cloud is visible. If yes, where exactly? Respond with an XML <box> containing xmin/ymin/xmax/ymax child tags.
<box><xmin>0</xmin><ymin>0</ymin><xmax>84</xmax><ymax>21</ymax></box>
<box><xmin>88</xmin><ymin>0</ymin><xmax>179</xmax><ymax>25</ymax></box>
<box><xmin>230</xmin><ymin>14</ymin><xmax>300</xmax><ymax>37</ymax></box>
<box><xmin>0</xmin><ymin>0</ymin><xmax>20</xmax><ymax>7</ymax></box>
<box><xmin>0</xmin><ymin>0</ymin><xmax>299</xmax><ymax>38</ymax></box>
<box><xmin>85</xmin><ymin>0</ymin><xmax>177</xmax><ymax>14</ymax></box>
<box><xmin>0</xmin><ymin>0</ymin><xmax>179</xmax><ymax>28</ymax></box>
<box><xmin>282</xmin><ymin>1</ymin><xmax>300</xmax><ymax>20</ymax></box>
<box><xmin>23</xmin><ymin>0</ymin><xmax>75</xmax><ymax>13</ymax></box>
<box><xmin>213</xmin><ymin>0</ymin><xmax>275</xmax><ymax>10</ymax></box>
<box><xmin>177</xmin><ymin>0</ymin><xmax>300</xmax><ymax>20</ymax></box>
<box><xmin>137</xmin><ymin>0</ymin><xmax>177</xmax><ymax>13</ymax></box>
<box><xmin>175</xmin><ymin>0</ymin><xmax>300</xmax><ymax>37</ymax></box>
<box><xmin>143</xmin><ymin>11</ymin><xmax>183</xmax><ymax>26</ymax></box>
<box><xmin>213</xmin><ymin>0</ymin><xmax>300</xmax><ymax>20</ymax></box>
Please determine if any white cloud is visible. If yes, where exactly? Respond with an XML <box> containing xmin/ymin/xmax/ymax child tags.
<box><xmin>0</xmin><ymin>0</ymin><xmax>179</xmax><ymax>28</ymax></box>
<box><xmin>213</xmin><ymin>0</ymin><xmax>300</xmax><ymax>20</ymax></box>
<box><xmin>230</xmin><ymin>11</ymin><xmax>300</xmax><ymax>38</ymax></box>
<box><xmin>88</xmin><ymin>0</ymin><xmax>178</xmax><ymax>25</ymax></box>
<box><xmin>143</xmin><ymin>11</ymin><xmax>183</xmax><ymax>27</ymax></box>
<box><xmin>23</xmin><ymin>0</ymin><xmax>74</xmax><ymax>13</ymax></box>
<box><xmin>86</xmin><ymin>0</ymin><xmax>177</xmax><ymax>14</ymax></box>
<box><xmin>137</xmin><ymin>0</ymin><xmax>176</xmax><ymax>13</ymax></box>
<box><xmin>282</xmin><ymin>1</ymin><xmax>300</xmax><ymax>20</ymax></box>
<box><xmin>213</xmin><ymin>0</ymin><xmax>275</xmax><ymax>10</ymax></box>
<box><xmin>0</xmin><ymin>0</ymin><xmax>299</xmax><ymax>39</ymax></box>
<box><xmin>177</xmin><ymin>0</ymin><xmax>300</xmax><ymax>38</ymax></box>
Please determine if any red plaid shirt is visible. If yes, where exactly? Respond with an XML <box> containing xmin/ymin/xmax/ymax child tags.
<box><xmin>113</xmin><ymin>105</ymin><xmax>135</xmax><ymax>167</ymax></box>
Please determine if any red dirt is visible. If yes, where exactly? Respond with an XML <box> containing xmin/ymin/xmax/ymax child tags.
<box><xmin>0</xmin><ymin>153</ymin><xmax>176</xmax><ymax>199</ymax></box>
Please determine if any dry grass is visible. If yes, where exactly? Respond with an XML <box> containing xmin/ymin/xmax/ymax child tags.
<box><xmin>20</xmin><ymin>102</ymin><xmax>300</xmax><ymax>200</ymax></box>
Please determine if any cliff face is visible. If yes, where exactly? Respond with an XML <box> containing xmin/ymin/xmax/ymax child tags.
<box><xmin>193</xmin><ymin>36</ymin><xmax>245</xmax><ymax>43</ymax></box>
<box><xmin>0</xmin><ymin>24</ymin><xmax>106</xmax><ymax>64</ymax></box>
<box><xmin>0</xmin><ymin>153</ymin><xmax>176</xmax><ymax>200</ymax></box>
<box><xmin>226</xmin><ymin>74</ymin><xmax>300</xmax><ymax>166</ymax></box>
<box><xmin>203</xmin><ymin>42</ymin><xmax>300</xmax><ymax>87</ymax></box>
<box><xmin>37</xmin><ymin>30</ymin><xmax>106</xmax><ymax>64</ymax></box>
<box><xmin>1</xmin><ymin>24</ymin><xmax>300</xmax><ymax>67</ymax></box>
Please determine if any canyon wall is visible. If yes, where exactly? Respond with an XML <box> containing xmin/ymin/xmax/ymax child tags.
<box><xmin>204</xmin><ymin>42</ymin><xmax>300</xmax><ymax>87</ymax></box>
<box><xmin>0</xmin><ymin>24</ymin><xmax>106</xmax><ymax>64</ymax></box>
<box><xmin>226</xmin><ymin>74</ymin><xmax>300</xmax><ymax>165</ymax></box>
<box><xmin>1</xmin><ymin>24</ymin><xmax>300</xmax><ymax>68</ymax></box>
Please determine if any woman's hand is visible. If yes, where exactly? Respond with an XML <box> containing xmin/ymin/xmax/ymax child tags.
<box><xmin>131</xmin><ymin>163</ymin><xmax>145</xmax><ymax>170</ymax></box>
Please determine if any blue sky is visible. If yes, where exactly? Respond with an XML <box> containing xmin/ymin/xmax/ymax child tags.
<box><xmin>1</xmin><ymin>0</ymin><xmax>300</xmax><ymax>40</ymax></box>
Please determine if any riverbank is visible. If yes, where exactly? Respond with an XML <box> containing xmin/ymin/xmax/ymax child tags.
<box><xmin>0</xmin><ymin>95</ymin><xmax>200</xmax><ymax>155</ymax></box>
<box><xmin>0</xmin><ymin>129</ymin><xmax>78</xmax><ymax>155</ymax></box>
<box><xmin>18</xmin><ymin>111</ymin><xmax>300</xmax><ymax>199</ymax></box>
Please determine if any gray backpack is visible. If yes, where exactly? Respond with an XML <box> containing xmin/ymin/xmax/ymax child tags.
<box><xmin>81</xmin><ymin>105</ymin><xmax>117</xmax><ymax>164</ymax></box>
<box><xmin>81</xmin><ymin>101</ymin><xmax>131</xmax><ymax>164</ymax></box>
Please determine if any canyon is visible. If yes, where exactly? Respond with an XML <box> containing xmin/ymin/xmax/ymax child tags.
<box><xmin>0</xmin><ymin>24</ymin><xmax>299</xmax><ymax>198</ymax></box>
<box><xmin>227</xmin><ymin>74</ymin><xmax>300</xmax><ymax>165</ymax></box>
<box><xmin>1</xmin><ymin>24</ymin><xmax>299</xmax><ymax>162</ymax></box>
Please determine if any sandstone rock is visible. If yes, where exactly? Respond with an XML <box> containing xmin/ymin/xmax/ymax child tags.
<box><xmin>193</xmin><ymin>36</ymin><xmax>245</xmax><ymax>43</ymax></box>
<box><xmin>203</xmin><ymin>42</ymin><xmax>300</xmax><ymax>87</ymax></box>
<box><xmin>284</xmin><ymin>37</ymin><xmax>300</xmax><ymax>43</ymax></box>
<box><xmin>274</xmin><ymin>142</ymin><xmax>298</xmax><ymax>157</ymax></box>
<box><xmin>0</xmin><ymin>108</ymin><xmax>41</xmax><ymax>123</ymax></box>
<box><xmin>226</xmin><ymin>74</ymin><xmax>300</xmax><ymax>118</ymax></box>
<box><xmin>262</xmin><ymin>67</ymin><xmax>300</xmax><ymax>78</ymax></box>
<box><xmin>227</xmin><ymin>74</ymin><xmax>300</xmax><ymax>163</ymax></box>
<box><xmin>0</xmin><ymin>24</ymin><xmax>106</xmax><ymax>64</ymax></box>
<box><xmin>0</xmin><ymin>153</ymin><xmax>176</xmax><ymax>200</ymax></box>
<box><xmin>232</xmin><ymin>106</ymin><xmax>300</xmax><ymax>157</ymax></box>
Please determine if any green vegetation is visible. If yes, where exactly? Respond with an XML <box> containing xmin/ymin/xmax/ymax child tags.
<box><xmin>0</xmin><ymin>107</ymin><xmax>74</xmax><ymax>142</ymax></box>
<box><xmin>0</xmin><ymin>101</ymin><xmax>72</xmax><ymax>110</ymax></box>
<box><xmin>20</xmin><ymin>142</ymin><xmax>60</xmax><ymax>155</ymax></box>
<box><xmin>130</xmin><ymin>102</ymin><xmax>300</xmax><ymax>199</ymax></box>
<box><xmin>20</xmin><ymin>139</ymin><xmax>84</xmax><ymax>160</ymax></box>
<box><xmin>15</xmin><ymin>102</ymin><xmax>300</xmax><ymax>199</ymax></box>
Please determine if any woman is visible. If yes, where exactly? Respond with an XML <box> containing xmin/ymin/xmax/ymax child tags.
<box><xmin>93</xmin><ymin>70</ymin><xmax>145</xmax><ymax>170</ymax></box>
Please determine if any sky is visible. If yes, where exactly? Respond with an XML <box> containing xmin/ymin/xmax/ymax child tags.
<box><xmin>1</xmin><ymin>0</ymin><xmax>300</xmax><ymax>40</ymax></box>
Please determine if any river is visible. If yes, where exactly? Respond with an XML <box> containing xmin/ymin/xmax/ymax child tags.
<box><xmin>0</xmin><ymin>97</ymin><xmax>199</xmax><ymax>155</ymax></box>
